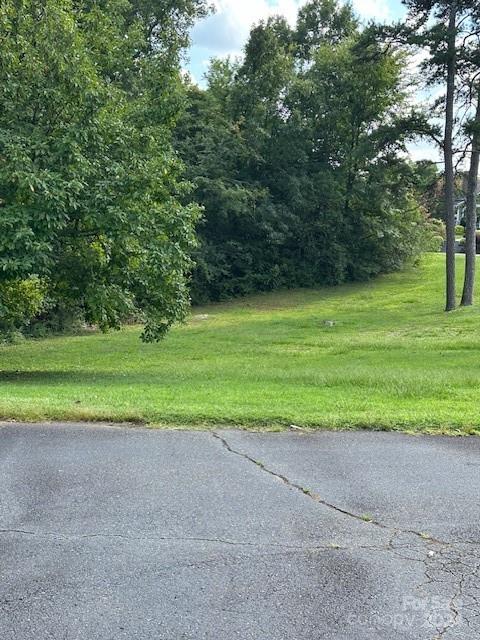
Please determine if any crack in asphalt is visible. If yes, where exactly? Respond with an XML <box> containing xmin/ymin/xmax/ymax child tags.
<box><xmin>425</xmin><ymin>545</ymin><xmax>480</xmax><ymax>638</ymax></box>
<box><xmin>212</xmin><ymin>431</ymin><xmax>480</xmax><ymax>638</ymax></box>
<box><xmin>0</xmin><ymin>528</ymin><xmax>415</xmax><ymax>554</ymax></box>
<box><xmin>0</xmin><ymin>529</ymin><xmax>305</xmax><ymax>548</ymax></box>
<box><xmin>212</xmin><ymin>432</ymin><xmax>445</xmax><ymax>545</ymax></box>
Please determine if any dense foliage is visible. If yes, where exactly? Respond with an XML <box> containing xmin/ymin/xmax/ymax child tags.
<box><xmin>0</xmin><ymin>0</ymin><xmax>444</xmax><ymax>340</ymax></box>
<box><xmin>176</xmin><ymin>0</ymin><xmax>435</xmax><ymax>303</ymax></box>
<box><xmin>0</xmin><ymin>0</ymin><xmax>207</xmax><ymax>340</ymax></box>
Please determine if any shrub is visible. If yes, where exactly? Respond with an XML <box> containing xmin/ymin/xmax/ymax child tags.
<box><xmin>456</xmin><ymin>225</ymin><xmax>465</xmax><ymax>236</ymax></box>
<box><xmin>0</xmin><ymin>278</ymin><xmax>46</xmax><ymax>341</ymax></box>
<box><xmin>428</xmin><ymin>218</ymin><xmax>446</xmax><ymax>240</ymax></box>
<box><xmin>424</xmin><ymin>218</ymin><xmax>445</xmax><ymax>252</ymax></box>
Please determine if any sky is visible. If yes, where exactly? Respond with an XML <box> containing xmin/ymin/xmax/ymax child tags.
<box><xmin>186</xmin><ymin>0</ymin><xmax>439</xmax><ymax>163</ymax></box>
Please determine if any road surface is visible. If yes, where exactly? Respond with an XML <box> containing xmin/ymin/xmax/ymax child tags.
<box><xmin>1</xmin><ymin>423</ymin><xmax>479</xmax><ymax>639</ymax></box>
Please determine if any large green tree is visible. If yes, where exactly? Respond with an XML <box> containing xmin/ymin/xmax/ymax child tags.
<box><xmin>177</xmin><ymin>0</ymin><xmax>432</xmax><ymax>303</ymax></box>
<box><xmin>0</xmin><ymin>0</ymin><xmax>207</xmax><ymax>340</ymax></box>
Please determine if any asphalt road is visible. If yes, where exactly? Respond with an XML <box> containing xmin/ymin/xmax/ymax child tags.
<box><xmin>1</xmin><ymin>423</ymin><xmax>479</xmax><ymax>639</ymax></box>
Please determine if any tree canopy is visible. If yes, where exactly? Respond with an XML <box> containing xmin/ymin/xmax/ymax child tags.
<box><xmin>0</xmin><ymin>0</ymin><xmax>455</xmax><ymax>341</ymax></box>
<box><xmin>0</xmin><ymin>0</ymin><xmax>208</xmax><ymax>340</ymax></box>
<box><xmin>176</xmin><ymin>0</ymin><xmax>434</xmax><ymax>303</ymax></box>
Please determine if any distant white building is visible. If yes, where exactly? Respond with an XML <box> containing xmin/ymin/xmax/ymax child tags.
<box><xmin>454</xmin><ymin>200</ymin><xmax>480</xmax><ymax>227</ymax></box>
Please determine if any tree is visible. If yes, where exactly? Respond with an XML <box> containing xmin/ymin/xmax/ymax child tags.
<box><xmin>402</xmin><ymin>0</ymin><xmax>480</xmax><ymax>310</ymax></box>
<box><xmin>294</xmin><ymin>0</ymin><xmax>358</xmax><ymax>58</ymax></box>
<box><xmin>176</xmin><ymin>0</ymin><xmax>434</xmax><ymax>302</ymax></box>
<box><xmin>0</xmin><ymin>0</ymin><xmax>208</xmax><ymax>340</ymax></box>
<box><xmin>444</xmin><ymin>2</ymin><xmax>459</xmax><ymax>312</ymax></box>
<box><xmin>400</xmin><ymin>1</ymin><xmax>458</xmax><ymax>310</ymax></box>
<box><xmin>409</xmin><ymin>160</ymin><xmax>443</xmax><ymax>218</ymax></box>
<box><xmin>460</xmin><ymin>2</ymin><xmax>480</xmax><ymax>306</ymax></box>
<box><xmin>461</xmin><ymin>93</ymin><xmax>480</xmax><ymax>306</ymax></box>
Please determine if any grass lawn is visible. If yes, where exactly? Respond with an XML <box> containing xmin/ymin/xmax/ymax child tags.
<box><xmin>1</xmin><ymin>253</ymin><xmax>480</xmax><ymax>433</ymax></box>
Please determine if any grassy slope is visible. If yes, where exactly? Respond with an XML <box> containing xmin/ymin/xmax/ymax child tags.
<box><xmin>1</xmin><ymin>254</ymin><xmax>480</xmax><ymax>433</ymax></box>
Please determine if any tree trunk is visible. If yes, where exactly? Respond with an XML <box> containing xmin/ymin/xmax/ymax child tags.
<box><xmin>444</xmin><ymin>2</ymin><xmax>458</xmax><ymax>312</ymax></box>
<box><xmin>461</xmin><ymin>91</ymin><xmax>480</xmax><ymax>307</ymax></box>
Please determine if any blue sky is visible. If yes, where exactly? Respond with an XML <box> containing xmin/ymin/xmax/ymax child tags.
<box><xmin>185</xmin><ymin>0</ymin><xmax>438</xmax><ymax>162</ymax></box>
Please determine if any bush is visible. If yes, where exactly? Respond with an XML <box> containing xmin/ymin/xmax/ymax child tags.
<box><xmin>424</xmin><ymin>218</ymin><xmax>445</xmax><ymax>252</ymax></box>
<box><xmin>428</xmin><ymin>218</ymin><xmax>446</xmax><ymax>240</ymax></box>
<box><xmin>0</xmin><ymin>278</ymin><xmax>46</xmax><ymax>341</ymax></box>
<box><xmin>456</xmin><ymin>225</ymin><xmax>465</xmax><ymax>236</ymax></box>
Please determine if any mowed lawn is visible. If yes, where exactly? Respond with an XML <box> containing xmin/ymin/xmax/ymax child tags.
<box><xmin>1</xmin><ymin>253</ymin><xmax>480</xmax><ymax>433</ymax></box>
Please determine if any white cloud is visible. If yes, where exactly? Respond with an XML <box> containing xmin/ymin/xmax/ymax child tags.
<box><xmin>273</xmin><ymin>0</ymin><xmax>304</xmax><ymax>24</ymax></box>
<box><xmin>191</xmin><ymin>0</ymin><xmax>280</xmax><ymax>57</ymax></box>
<box><xmin>407</xmin><ymin>141</ymin><xmax>442</xmax><ymax>164</ymax></box>
<box><xmin>351</xmin><ymin>0</ymin><xmax>392</xmax><ymax>22</ymax></box>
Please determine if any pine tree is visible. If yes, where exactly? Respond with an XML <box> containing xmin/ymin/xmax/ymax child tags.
<box><xmin>402</xmin><ymin>0</ymin><xmax>460</xmax><ymax>310</ymax></box>
<box><xmin>460</xmin><ymin>2</ymin><xmax>480</xmax><ymax>306</ymax></box>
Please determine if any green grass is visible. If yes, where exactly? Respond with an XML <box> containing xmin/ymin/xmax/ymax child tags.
<box><xmin>1</xmin><ymin>253</ymin><xmax>480</xmax><ymax>433</ymax></box>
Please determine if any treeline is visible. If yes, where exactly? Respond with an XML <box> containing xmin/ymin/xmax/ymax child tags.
<box><xmin>1</xmin><ymin>0</ymin><xmax>478</xmax><ymax>342</ymax></box>
<box><xmin>176</xmin><ymin>2</ymin><xmax>437</xmax><ymax>303</ymax></box>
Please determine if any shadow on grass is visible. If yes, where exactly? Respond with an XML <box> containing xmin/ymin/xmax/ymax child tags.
<box><xmin>0</xmin><ymin>370</ymin><xmax>153</xmax><ymax>385</ymax></box>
